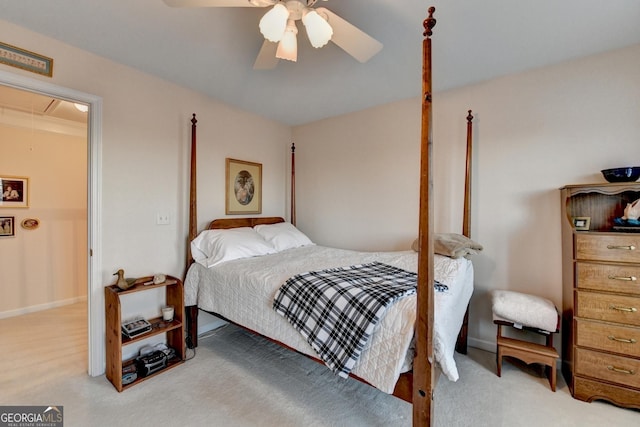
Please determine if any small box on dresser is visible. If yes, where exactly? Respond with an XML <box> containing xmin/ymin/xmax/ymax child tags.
<box><xmin>560</xmin><ymin>182</ymin><xmax>640</xmax><ymax>409</ymax></box>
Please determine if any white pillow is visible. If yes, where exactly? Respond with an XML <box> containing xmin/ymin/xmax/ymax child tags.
<box><xmin>254</xmin><ymin>222</ymin><xmax>314</xmax><ymax>252</ymax></box>
<box><xmin>190</xmin><ymin>227</ymin><xmax>276</xmax><ymax>267</ymax></box>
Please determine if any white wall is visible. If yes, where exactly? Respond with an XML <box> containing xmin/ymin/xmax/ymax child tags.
<box><xmin>0</xmin><ymin>19</ymin><xmax>292</xmax><ymax>373</ymax></box>
<box><xmin>293</xmin><ymin>43</ymin><xmax>640</xmax><ymax>351</ymax></box>
<box><xmin>0</xmin><ymin>120</ymin><xmax>87</xmax><ymax>316</ymax></box>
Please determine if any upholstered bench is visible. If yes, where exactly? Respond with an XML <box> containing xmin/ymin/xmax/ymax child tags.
<box><xmin>491</xmin><ymin>290</ymin><xmax>560</xmax><ymax>391</ymax></box>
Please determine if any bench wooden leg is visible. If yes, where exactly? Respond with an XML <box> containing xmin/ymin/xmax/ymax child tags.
<box><xmin>548</xmin><ymin>361</ymin><xmax>557</xmax><ymax>392</ymax></box>
<box><xmin>496</xmin><ymin>324</ymin><xmax>502</xmax><ymax>377</ymax></box>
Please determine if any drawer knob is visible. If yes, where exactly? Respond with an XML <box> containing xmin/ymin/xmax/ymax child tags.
<box><xmin>607</xmin><ymin>275</ymin><xmax>637</xmax><ymax>282</ymax></box>
<box><xmin>608</xmin><ymin>335</ymin><xmax>637</xmax><ymax>344</ymax></box>
<box><xmin>606</xmin><ymin>244</ymin><xmax>636</xmax><ymax>251</ymax></box>
<box><xmin>607</xmin><ymin>365</ymin><xmax>635</xmax><ymax>375</ymax></box>
<box><xmin>609</xmin><ymin>304</ymin><xmax>638</xmax><ymax>313</ymax></box>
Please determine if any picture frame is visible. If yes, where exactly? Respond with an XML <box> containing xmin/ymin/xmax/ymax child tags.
<box><xmin>0</xmin><ymin>41</ymin><xmax>53</xmax><ymax>77</ymax></box>
<box><xmin>0</xmin><ymin>216</ymin><xmax>15</xmax><ymax>237</ymax></box>
<box><xmin>225</xmin><ymin>158</ymin><xmax>262</xmax><ymax>215</ymax></box>
<box><xmin>21</xmin><ymin>218</ymin><xmax>40</xmax><ymax>230</ymax></box>
<box><xmin>0</xmin><ymin>176</ymin><xmax>29</xmax><ymax>208</ymax></box>
<box><xmin>572</xmin><ymin>216</ymin><xmax>591</xmax><ymax>231</ymax></box>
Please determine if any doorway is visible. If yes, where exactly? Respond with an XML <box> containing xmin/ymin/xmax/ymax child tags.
<box><xmin>0</xmin><ymin>69</ymin><xmax>102</xmax><ymax>376</ymax></box>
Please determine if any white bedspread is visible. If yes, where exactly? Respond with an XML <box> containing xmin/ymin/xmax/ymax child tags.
<box><xmin>184</xmin><ymin>245</ymin><xmax>474</xmax><ymax>393</ymax></box>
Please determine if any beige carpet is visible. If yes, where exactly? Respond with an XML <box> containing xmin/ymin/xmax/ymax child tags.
<box><xmin>0</xmin><ymin>301</ymin><xmax>87</xmax><ymax>392</ymax></box>
<box><xmin>1</xmin><ymin>304</ymin><xmax>638</xmax><ymax>426</ymax></box>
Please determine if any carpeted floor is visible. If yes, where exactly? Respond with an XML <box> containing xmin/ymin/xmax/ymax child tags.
<box><xmin>1</xmin><ymin>307</ymin><xmax>638</xmax><ymax>426</ymax></box>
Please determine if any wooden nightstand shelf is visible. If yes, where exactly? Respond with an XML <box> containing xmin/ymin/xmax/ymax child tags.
<box><xmin>105</xmin><ymin>275</ymin><xmax>185</xmax><ymax>392</ymax></box>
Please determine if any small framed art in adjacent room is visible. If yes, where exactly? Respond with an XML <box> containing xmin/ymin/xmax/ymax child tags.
<box><xmin>1</xmin><ymin>175</ymin><xmax>29</xmax><ymax>208</ymax></box>
<box><xmin>0</xmin><ymin>216</ymin><xmax>15</xmax><ymax>237</ymax></box>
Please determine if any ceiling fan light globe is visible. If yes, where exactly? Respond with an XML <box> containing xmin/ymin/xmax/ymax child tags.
<box><xmin>259</xmin><ymin>3</ymin><xmax>289</xmax><ymax>42</ymax></box>
<box><xmin>74</xmin><ymin>103</ymin><xmax>89</xmax><ymax>113</ymax></box>
<box><xmin>302</xmin><ymin>9</ymin><xmax>332</xmax><ymax>48</ymax></box>
<box><xmin>275</xmin><ymin>20</ymin><xmax>298</xmax><ymax>62</ymax></box>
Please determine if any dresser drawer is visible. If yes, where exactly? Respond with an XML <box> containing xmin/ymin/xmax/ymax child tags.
<box><xmin>576</xmin><ymin>262</ymin><xmax>640</xmax><ymax>296</ymax></box>
<box><xmin>576</xmin><ymin>318</ymin><xmax>640</xmax><ymax>357</ymax></box>
<box><xmin>576</xmin><ymin>291</ymin><xmax>640</xmax><ymax>326</ymax></box>
<box><xmin>575</xmin><ymin>233</ymin><xmax>640</xmax><ymax>263</ymax></box>
<box><xmin>575</xmin><ymin>348</ymin><xmax>640</xmax><ymax>389</ymax></box>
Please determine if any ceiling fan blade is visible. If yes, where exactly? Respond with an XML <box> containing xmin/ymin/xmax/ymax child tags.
<box><xmin>253</xmin><ymin>40</ymin><xmax>279</xmax><ymax>69</ymax></box>
<box><xmin>316</xmin><ymin>7</ymin><xmax>383</xmax><ymax>63</ymax></box>
<box><xmin>163</xmin><ymin>0</ymin><xmax>259</xmax><ymax>7</ymax></box>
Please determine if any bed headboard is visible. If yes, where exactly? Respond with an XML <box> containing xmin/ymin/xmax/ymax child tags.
<box><xmin>207</xmin><ymin>216</ymin><xmax>284</xmax><ymax>230</ymax></box>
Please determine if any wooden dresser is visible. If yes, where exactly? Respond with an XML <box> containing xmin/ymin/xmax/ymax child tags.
<box><xmin>560</xmin><ymin>182</ymin><xmax>640</xmax><ymax>408</ymax></box>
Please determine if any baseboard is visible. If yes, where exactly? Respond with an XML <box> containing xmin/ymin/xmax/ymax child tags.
<box><xmin>191</xmin><ymin>326</ymin><xmax>550</xmax><ymax>362</ymax></box>
<box><xmin>0</xmin><ymin>296</ymin><xmax>87</xmax><ymax>319</ymax></box>
<box><xmin>195</xmin><ymin>325</ymin><xmax>501</xmax><ymax>354</ymax></box>
<box><xmin>469</xmin><ymin>336</ymin><xmax>496</xmax><ymax>353</ymax></box>
<box><xmin>197</xmin><ymin>312</ymin><xmax>227</xmax><ymax>336</ymax></box>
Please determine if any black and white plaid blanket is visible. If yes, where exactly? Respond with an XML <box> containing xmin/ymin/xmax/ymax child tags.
<box><xmin>273</xmin><ymin>261</ymin><xmax>448</xmax><ymax>377</ymax></box>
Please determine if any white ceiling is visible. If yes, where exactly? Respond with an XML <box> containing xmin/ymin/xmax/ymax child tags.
<box><xmin>2</xmin><ymin>0</ymin><xmax>639</xmax><ymax>126</ymax></box>
<box><xmin>0</xmin><ymin>85</ymin><xmax>88</xmax><ymax>123</ymax></box>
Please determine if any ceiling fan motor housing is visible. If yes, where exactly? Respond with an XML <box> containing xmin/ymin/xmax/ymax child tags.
<box><xmin>285</xmin><ymin>0</ymin><xmax>308</xmax><ymax>20</ymax></box>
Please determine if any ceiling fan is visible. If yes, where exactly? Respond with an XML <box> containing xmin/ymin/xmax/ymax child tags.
<box><xmin>163</xmin><ymin>0</ymin><xmax>383</xmax><ymax>69</ymax></box>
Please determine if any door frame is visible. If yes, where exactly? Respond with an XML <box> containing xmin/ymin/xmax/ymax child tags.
<box><xmin>0</xmin><ymin>70</ymin><xmax>103</xmax><ymax>376</ymax></box>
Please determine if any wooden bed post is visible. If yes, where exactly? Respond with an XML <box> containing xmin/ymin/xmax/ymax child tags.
<box><xmin>463</xmin><ymin>110</ymin><xmax>473</xmax><ymax>239</ymax></box>
<box><xmin>186</xmin><ymin>113</ymin><xmax>199</xmax><ymax>349</ymax></box>
<box><xmin>414</xmin><ymin>7</ymin><xmax>436</xmax><ymax>426</ymax></box>
<box><xmin>187</xmin><ymin>113</ymin><xmax>198</xmax><ymax>267</ymax></box>
<box><xmin>291</xmin><ymin>142</ymin><xmax>296</xmax><ymax>226</ymax></box>
<box><xmin>455</xmin><ymin>110</ymin><xmax>473</xmax><ymax>355</ymax></box>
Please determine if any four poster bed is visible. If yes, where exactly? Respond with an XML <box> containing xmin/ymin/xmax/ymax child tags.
<box><xmin>183</xmin><ymin>8</ymin><xmax>471</xmax><ymax>425</ymax></box>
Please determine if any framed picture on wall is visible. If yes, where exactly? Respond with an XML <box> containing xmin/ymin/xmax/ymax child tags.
<box><xmin>21</xmin><ymin>218</ymin><xmax>40</xmax><ymax>230</ymax></box>
<box><xmin>0</xmin><ymin>42</ymin><xmax>53</xmax><ymax>77</ymax></box>
<box><xmin>0</xmin><ymin>216</ymin><xmax>15</xmax><ymax>237</ymax></box>
<box><xmin>0</xmin><ymin>176</ymin><xmax>29</xmax><ymax>208</ymax></box>
<box><xmin>225</xmin><ymin>158</ymin><xmax>262</xmax><ymax>215</ymax></box>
